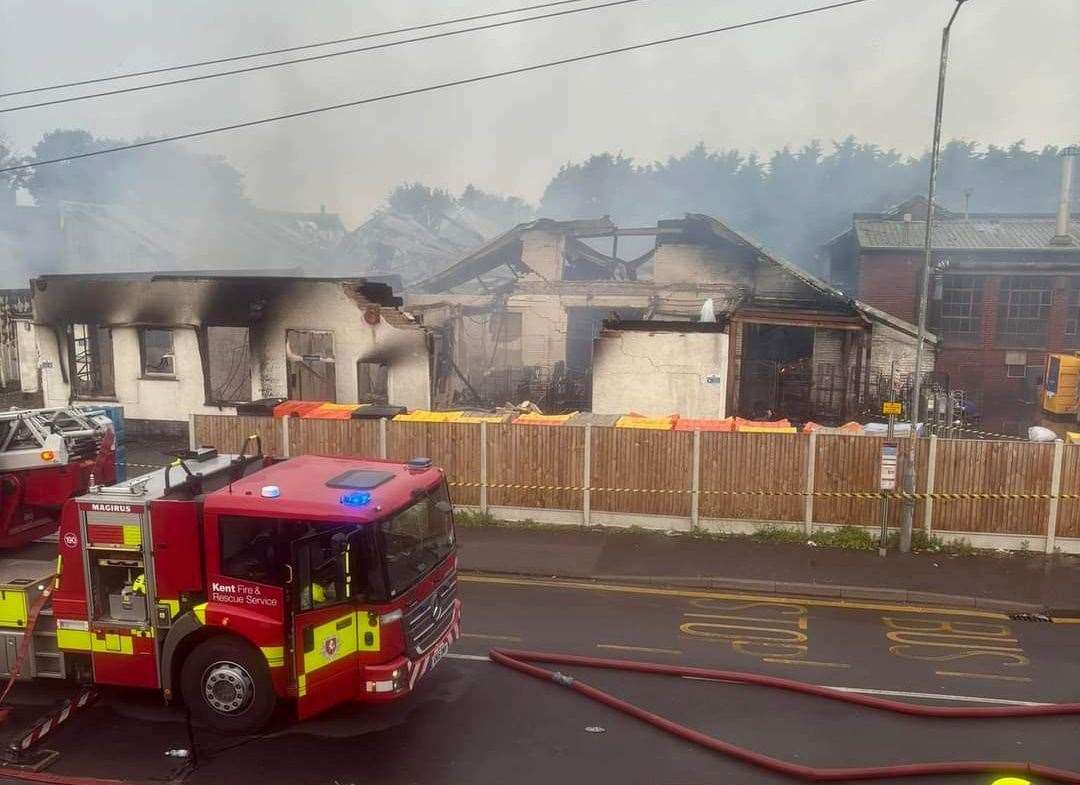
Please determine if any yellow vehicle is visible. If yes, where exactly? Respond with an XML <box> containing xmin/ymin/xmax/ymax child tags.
<box><xmin>1041</xmin><ymin>352</ymin><xmax>1080</xmax><ymax>416</ymax></box>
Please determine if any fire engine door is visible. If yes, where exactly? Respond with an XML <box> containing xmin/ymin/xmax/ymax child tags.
<box><xmin>290</xmin><ymin>528</ymin><xmax>357</xmax><ymax>719</ymax></box>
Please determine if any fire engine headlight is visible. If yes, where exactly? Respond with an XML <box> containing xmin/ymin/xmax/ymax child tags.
<box><xmin>391</xmin><ymin>667</ymin><xmax>407</xmax><ymax>691</ymax></box>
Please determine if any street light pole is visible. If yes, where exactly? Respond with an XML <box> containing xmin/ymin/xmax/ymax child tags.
<box><xmin>901</xmin><ymin>0</ymin><xmax>969</xmax><ymax>553</ymax></box>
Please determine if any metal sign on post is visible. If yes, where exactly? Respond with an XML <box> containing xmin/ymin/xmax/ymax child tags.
<box><xmin>879</xmin><ymin>442</ymin><xmax>899</xmax><ymax>490</ymax></box>
<box><xmin>878</xmin><ymin>408</ymin><xmax>898</xmax><ymax>556</ymax></box>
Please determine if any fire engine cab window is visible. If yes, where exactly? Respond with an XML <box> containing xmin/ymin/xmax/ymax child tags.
<box><xmin>380</xmin><ymin>484</ymin><xmax>455</xmax><ymax>597</ymax></box>
<box><xmin>219</xmin><ymin>517</ymin><xmax>291</xmax><ymax>586</ymax></box>
<box><xmin>294</xmin><ymin>531</ymin><xmax>346</xmax><ymax>611</ymax></box>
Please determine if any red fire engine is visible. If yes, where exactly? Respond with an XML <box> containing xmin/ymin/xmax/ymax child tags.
<box><xmin>0</xmin><ymin>406</ymin><xmax>115</xmax><ymax>548</ymax></box>
<box><xmin>2</xmin><ymin>438</ymin><xmax>459</xmax><ymax>735</ymax></box>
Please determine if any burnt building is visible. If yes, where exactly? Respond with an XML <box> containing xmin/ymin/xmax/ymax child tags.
<box><xmin>407</xmin><ymin>213</ymin><xmax>933</xmax><ymax>423</ymax></box>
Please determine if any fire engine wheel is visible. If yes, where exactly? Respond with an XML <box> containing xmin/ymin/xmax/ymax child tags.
<box><xmin>181</xmin><ymin>638</ymin><xmax>276</xmax><ymax>735</ymax></box>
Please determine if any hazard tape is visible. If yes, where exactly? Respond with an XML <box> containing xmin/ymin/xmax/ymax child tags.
<box><xmin>448</xmin><ymin>481</ymin><xmax>1080</xmax><ymax>501</ymax></box>
<box><xmin>930</xmin><ymin>424</ymin><xmax>1027</xmax><ymax>442</ymax></box>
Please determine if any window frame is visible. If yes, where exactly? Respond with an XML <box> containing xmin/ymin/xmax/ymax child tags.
<box><xmin>67</xmin><ymin>323</ymin><xmax>116</xmax><ymax>400</ymax></box>
<box><xmin>291</xmin><ymin>526</ymin><xmax>351</xmax><ymax>613</ymax></box>
<box><xmin>997</xmin><ymin>276</ymin><xmax>1053</xmax><ymax>349</ymax></box>
<box><xmin>1067</xmin><ymin>280</ymin><xmax>1080</xmax><ymax>339</ymax></box>
<box><xmin>205</xmin><ymin>326</ymin><xmax>253</xmax><ymax>404</ymax></box>
<box><xmin>938</xmin><ymin>274</ymin><xmax>983</xmax><ymax>340</ymax></box>
<box><xmin>139</xmin><ymin>327</ymin><xmax>176</xmax><ymax>379</ymax></box>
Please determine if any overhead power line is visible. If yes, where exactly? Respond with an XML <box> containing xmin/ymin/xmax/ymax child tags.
<box><xmin>0</xmin><ymin>0</ymin><xmax>650</xmax><ymax>114</ymax></box>
<box><xmin>0</xmin><ymin>0</ymin><xmax>599</xmax><ymax>100</ymax></box>
<box><xmin>0</xmin><ymin>0</ymin><xmax>877</xmax><ymax>175</ymax></box>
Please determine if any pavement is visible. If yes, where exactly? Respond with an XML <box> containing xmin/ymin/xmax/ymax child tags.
<box><xmin>2</xmin><ymin>575</ymin><xmax>1078</xmax><ymax>785</ymax></box>
<box><xmin>456</xmin><ymin>524</ymin><xmax>1080</xmax><ymax>616</ymax></box>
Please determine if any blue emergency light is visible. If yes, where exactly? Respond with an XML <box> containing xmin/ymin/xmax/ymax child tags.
<box><xmin>340</xmin><ymin>490</ymin><xmax>372</xmax><ymax>507</ymax></box>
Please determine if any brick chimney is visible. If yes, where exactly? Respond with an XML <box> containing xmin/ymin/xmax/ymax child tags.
<box><xmin>1050</xmin><ymin>146</ymin><xmax>1079</xmax><ymax>246</ymax></box>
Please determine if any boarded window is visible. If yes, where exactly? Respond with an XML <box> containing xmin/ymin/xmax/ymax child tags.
<box><xmin>997</xmin><ymin>276</ymin><xmax>1052</xmax><ymax>348</ymax></box>
<box><xmin>286</xmin><ymin>329</ymin><xmax>336</xmax><ymax>402</ymax></box>
<box><xmin>207</xmin><ymin>326</ymin><xmax>252</xmax><ymax>403</ymax></box>
<box><xmin>356</xmin><ymin>362</ymin><xmax>389</xmax><ymax>404</ymax></box>
<box><xmin>140</xmin><ymin>329</ymin><xmax>175</xmax><ymax>377</ymax></box>
<box><xmin>68</xmin><ymin>324</ymin><xmax>115</xmax><ymax>398</ymax></box>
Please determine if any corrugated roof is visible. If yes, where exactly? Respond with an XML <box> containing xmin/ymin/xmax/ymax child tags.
<box><xmin>854</xmin><ymin>216</ymin><xmax>1080</xmax><ymax>250</ymax></box>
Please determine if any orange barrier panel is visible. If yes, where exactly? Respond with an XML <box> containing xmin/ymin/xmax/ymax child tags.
<box><xmin>734</xmin><ymin>417</ymin><xmax>792</xmax><ymax>430</ymax></box>
<box><xmin>304</xmin><ymin>403</ymin><xmax>360</xmax><ymax>419</ymax></box>
<box><xmin>272</xmin><ymin>400</ymin><xmax>325</xmax><ymax>418</ymax></box>
<box><xmin>673</xmin><ymin>418</ymin><xmax>735</xmax><ymax>432</ymax></box>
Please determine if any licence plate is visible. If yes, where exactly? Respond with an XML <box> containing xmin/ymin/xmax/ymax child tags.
<box><xmin>430</xmin><ymin>639</ymin><xmax>450</xmax><ymax>670</ymax></box>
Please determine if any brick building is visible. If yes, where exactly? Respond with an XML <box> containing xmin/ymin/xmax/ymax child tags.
<box><xmin>826</xmin><ymin>195</ymin><xmax>1080</xmax><ymax>432</ymax></box>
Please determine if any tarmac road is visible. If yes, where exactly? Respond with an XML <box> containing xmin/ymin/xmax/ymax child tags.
<box><xmin>2</xmin><ymin>575</ymin><xmax>1078</xmax><ymax>785</ymax></box>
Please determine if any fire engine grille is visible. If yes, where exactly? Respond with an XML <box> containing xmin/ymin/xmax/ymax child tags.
<box><xmin>403</xmin><ymin>573</ymin><xmax>457</xmax><ymax>657</ymax></box>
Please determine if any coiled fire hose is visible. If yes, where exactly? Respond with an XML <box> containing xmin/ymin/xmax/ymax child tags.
<box><xmin>489</xmin><ymin>648</ymin><xmax>1080</xmax><ymax>783</ymax></box>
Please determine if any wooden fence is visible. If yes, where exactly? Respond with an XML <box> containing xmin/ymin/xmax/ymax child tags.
<box><xmin>191</xmin><ymin>414</ymin><xmax>1078</xmax><ymax>551</ymax></box>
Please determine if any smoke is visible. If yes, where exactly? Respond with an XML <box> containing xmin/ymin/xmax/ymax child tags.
<box><xmin>1</xmin><ymin>0</ymin><xmax>1077</xmax><ymax>287</ymax></box>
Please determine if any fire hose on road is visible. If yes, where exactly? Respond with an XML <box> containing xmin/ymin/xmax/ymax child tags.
<box><xmin>489</xmin><ymin>648</ymin><xmax>1080</xmax><ymax>783</ymax></box>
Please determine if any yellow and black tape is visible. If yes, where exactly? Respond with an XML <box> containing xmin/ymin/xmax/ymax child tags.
<box><xmin>931</xmin><ymin>424</ymin><xmax>1027</xmax><ymax>442</ymax></box>
<box><xmin>449</xmin><ymin>481</ymin><xmax>1080</xmax><ymax>502</ymax></box>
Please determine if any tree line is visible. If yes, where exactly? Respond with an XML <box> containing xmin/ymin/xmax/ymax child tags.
<box><xmin>3</xmin><ymin>130</ymin><xmax>1071</xmax><ymax>270</ymax></box>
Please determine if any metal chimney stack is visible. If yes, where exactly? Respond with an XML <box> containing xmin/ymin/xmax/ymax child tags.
<box><xmin>1051</xmin><ymin>145</ymin><xmax>1080</xmax><ymax>246</ymax></box>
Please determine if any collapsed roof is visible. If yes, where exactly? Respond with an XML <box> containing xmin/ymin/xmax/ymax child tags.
<box><xmin>412</xmin><ymin>211</ymin><xmax>932</xmax><ymax>341</ymax></box>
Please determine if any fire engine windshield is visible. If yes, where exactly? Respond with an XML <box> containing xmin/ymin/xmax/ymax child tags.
<box><xmin>379</xmin><ymin>483</ymin><xmax>455</xmax><ymax>597</ymax></box>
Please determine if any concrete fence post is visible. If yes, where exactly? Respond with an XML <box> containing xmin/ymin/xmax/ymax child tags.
<box><xmin>187</xmin><ymin>413</ymin><xmax>197</xmax><ymax>451</ymax></box>
<box><xmin>582</xmin><ymin>424</ymin><xmax>592</xmax><ymax>527</ymax></box>
<box><xmin>479</xmin><ymin>421</ymin><xmax>489</xmax><ymax>514</ymax></box>
<box><xmin>1046</xmin><ymin>439</ymin><xmax>1065</xmax><ymax>554</ymax></box>
<box><xmin>803</xmin><ymin>430</ymin><xmax>816</xmax><ymax>536</ymax></box>
<box><xmin>923</xmin><ymin>435</ymin><xmax>938</xmax><ymax>535</ymax></box>
<box><xmin>280</xmin><ymin>415</ymin><xmax>290</xmax><ymax>458</ymax></box>
<box><xmin>378</xmin><ymin>418</ymin><xmax>388</xmax><ymax>459</ymax></box>
<box><xmin>690</xmin><ymin>429</ymin><xmax>701</xmax><ymax>530</ymax></box>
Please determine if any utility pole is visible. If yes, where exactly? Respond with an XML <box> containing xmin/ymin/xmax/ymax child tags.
<box><xmin>901</xmin><ymin>0</ymin><xmax>969</xmax><ymax>553</ymax></box>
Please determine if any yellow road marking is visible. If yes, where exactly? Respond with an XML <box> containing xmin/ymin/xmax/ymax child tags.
<box><xmin>597</xmin><ymin>643</ymin><xmax>682</xmax><ymax>656</ymax></box>
<box><xmin>461</xmin><ymin>632</ymin><xmax>523</xmax><ymax>642</ymax></box>
<box><xmin>936</xmin><ymin>671</ymin><xmax>1033</xmax><ymax>683</ymax></box>
<box><xmin>763</xmin><ymin>658</ymin><xmax>851</xmax><ymax>669</ymax></box>
<box><xmin>1050</xmin><ymin>617</ymin><xmax>1080</xmax><ymax>624</ymax></box>
<box><xmin>459</xmin><ymin>575</ymin><xmax>1010</xmax><ymax>620</ymax></box>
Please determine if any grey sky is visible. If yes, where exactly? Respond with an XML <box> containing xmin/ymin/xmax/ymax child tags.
<box><xmin>2</xmin><ymin>0</ymin><xmax>1077</xmax><ymax>225</ymax></box>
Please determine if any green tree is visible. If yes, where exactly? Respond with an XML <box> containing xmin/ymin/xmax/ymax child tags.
<box><xmin>23</xmin><ymin>129</ymin><xmax>247</xmax><ymax>208</ymax></box>
<box><xmin>386</xmin><ymin>183</ymin><xmax>456</xmax><ymax>229</ymax></box>
<box><xmin>459</xmin><ymin>184</ymin><xmax>534</xmax><ymax>228</ymax></box>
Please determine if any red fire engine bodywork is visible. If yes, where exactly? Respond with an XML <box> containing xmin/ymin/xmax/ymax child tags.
<box><xmin>51</xmin><ymin>453</ymin><xmax>459</xmax><ymax>727</ymax></box>
<box><xmin>0</xmin><ymin>428</ymin><xmax>115</xmax><ymax>549</ymax></box>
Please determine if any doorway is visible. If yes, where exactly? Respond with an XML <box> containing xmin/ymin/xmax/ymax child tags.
<box><xmin>286</xmin><ymin>330</ymin><xmax>336</xmax><ymax>401</ymax></box>
<box><xmin>738</xmin><ymin>323</ymin><xmax>814</xmax><ymax>419</ymax></box>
